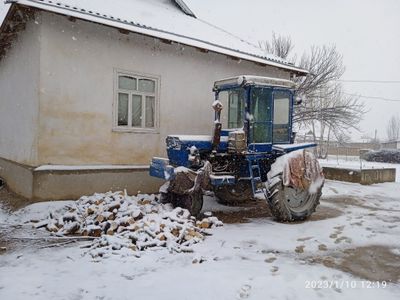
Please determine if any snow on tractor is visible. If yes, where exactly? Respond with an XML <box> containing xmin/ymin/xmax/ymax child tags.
<box><xmin>150</xmin><ymin>75</ymin><xmax>324</xmax><ymax>222</ymax></box>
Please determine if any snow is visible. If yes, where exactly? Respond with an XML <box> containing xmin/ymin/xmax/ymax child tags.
<box><xmin>3</xmin><ymin>200</ymin><xmax>74</xmax><ymax>224</ymax></box>
<box><xmin>174</xmin><ymin>166</ymin><xmax>190</xmax><ymax>174</ymax></box>
<box><xmin>309</xmin><ymin>176</ymin><xmax>325</xmax><ymax>194</ymax></box>
<box><xmin>214</xmin><ymin>75</ymin><xmax>296</xmax><ymax>89</ymax></box>
<box><xmin>1</xmin><ymin>180</ymin><xmax>400</xmax><ymax>299</ymax></box>
<box><xmin>0</xmin><ymin>3</ymin><xmax>9</xmax><ymax>24</ymax></box>
<box><xmin>8</xmin><ymin>0</ymin><xmax>306</xmax><ymax>74</ymax></box>
<box><xmin>12</xmin><ymin>191</ymin><xmax>223</xmax><ymax>259</ymax></box>
<box><xmin>212</xmin><ymin>99</ymin><xmax>223</xmax><ymax>109</ymax></box>
<box><xmin>245</xmin><ymin>112</ymin><xmax>254</xmax><ymax>121</ymax></box>
<box><xmin>189</xmin><ymin>145</ymin><xmax>197</xmax><ymax>154</ymax></box>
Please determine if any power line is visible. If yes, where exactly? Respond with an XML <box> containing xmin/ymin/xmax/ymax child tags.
<box><xmin>343</xmin><ymin>92</ymin><xmax>400</xmax><ymax>102</ymax></box>
<box><xmin>338</xmin><ymin>79</ymin><xmax>400</xmax><ymax>83</ymax></box>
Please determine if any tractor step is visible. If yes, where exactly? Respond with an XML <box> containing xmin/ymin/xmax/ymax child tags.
<box><xmin>247</xmin><ymin>159</ymin><xmax>268</xmax><ymax>197</ymax></box>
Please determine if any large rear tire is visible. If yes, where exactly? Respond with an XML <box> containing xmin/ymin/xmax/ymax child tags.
<box><xmin>214</xmin><ymin>181</ymin><xmax>254</xmax><ymax>205</ymax></box>
<box><xmin>267</xmin><ymin>175</ymin><xmax>322</xmax><ymax>222</ymax></box>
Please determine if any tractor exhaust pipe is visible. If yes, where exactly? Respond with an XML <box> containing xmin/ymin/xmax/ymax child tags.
<box><xmin>212</xmin><ymin>96</ymin><xmax>223</xmax><ymax>151</ymax></box>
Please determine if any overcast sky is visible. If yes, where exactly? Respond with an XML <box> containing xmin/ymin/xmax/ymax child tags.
<box><xmin>186</xmin><ymin>0</ymin><xmax>400</xmax><ymax>141</ymax></box>
<box><xmin>1</xmin><ymin>1</ymin><xmax>400</xmax><ymax>141</ymax></box>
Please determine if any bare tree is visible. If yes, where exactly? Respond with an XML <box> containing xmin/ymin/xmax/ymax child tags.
<box><xmin>259</xmin><ymin>34</ymin><xmax>366</xmax><ymax>157</ymax></box>
<box><xmin>258</xmin><ymin>32</ymin><xmax>294</xmax><ymax>62</ymax></box>
<box><xmin>336</xmin><ymin>132</ymin><xmax>351</xmax><ymax>145</ymax></box>
<box><xmin>293</xmin><ymin>88</ymin><xmax>365</xmax><ymax>157</ymax></box>
<box><xmin>295</xmin><ymin>45</ymin><xmax>344</xmax><ymax>98</ymax></box>
<box><xmin>386</xmin><ymin>114</ymin><xmax>400</xmax><ymax>141</ymax></box>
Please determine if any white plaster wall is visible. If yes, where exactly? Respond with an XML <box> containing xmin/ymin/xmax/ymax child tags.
<box><xmin>0</xmin><ymin>18</ymin><xmax>40</xmax><ymax>165</ymax></box>
<box><xmin>38</xmin><ymin>12</ymin><xmax>291</xmax><ymax>165</ymax></box>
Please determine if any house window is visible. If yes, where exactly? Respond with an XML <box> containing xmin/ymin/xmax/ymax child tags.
<box><xmin>115</xmin><ymin>72</ymin><xmax>158</xmax><ymax>131</ymax></box>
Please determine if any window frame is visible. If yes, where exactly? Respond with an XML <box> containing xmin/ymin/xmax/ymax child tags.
<box><xmin>272</xmin><ymin>89</ymin><xmax>292</xmax><ymax>144</ymax></box>
<box><xmin>113</xmin><ymin>69</ymin><xmax>160</xmax><ymax>133</ymax></box>
<box><xmin>218</xmin><ymin>88</ymin><xmax>246</xmax><ymax>130</ymax></box>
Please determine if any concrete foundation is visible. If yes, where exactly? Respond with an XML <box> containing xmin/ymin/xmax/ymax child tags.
<box><xmin>323</xmin><ymin>166</ymin><xmax>396</xmax><ymax>185</ymax></box>
<box><xmin>0</xmin><ymin>157</ymin><xmax>34</xmax><ymax>199</ymax></box>
<box><xmin>0</xmin><ymin>157</ymin><xmax>163</xmax><ymax>201</ymax></box>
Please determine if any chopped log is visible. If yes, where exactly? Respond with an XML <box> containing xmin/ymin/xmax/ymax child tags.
<box><xmin>95</xmin><ymin>215</ymin><xmax>104</xmax><ymax>223</ymax></box>
<box><xmin>64</xmin><ymin>222</ymin><xmax>80</xmax><ymax>234</ymax></box>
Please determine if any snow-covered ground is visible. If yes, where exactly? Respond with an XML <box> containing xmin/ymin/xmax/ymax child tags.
<box><xmin>1</xmin><ymin>180</ymin><xmax>400</xmax><ymax>300</ymax></box>
<box><xmin>319</xmin><ymin>155</ymin><xmax>400</xmax><ymax>182</ymax></box>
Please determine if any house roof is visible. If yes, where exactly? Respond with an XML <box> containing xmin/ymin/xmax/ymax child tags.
<box><xmin>1</xmin><ymin>0</ymin><xmax>308</xmax><ymax>75</ymax></box>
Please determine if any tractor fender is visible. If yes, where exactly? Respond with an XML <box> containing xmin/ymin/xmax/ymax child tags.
<box><xmin>269</xmin><ymin>150</ymin><xmax>324</xmax><ymax>194</ymax></box>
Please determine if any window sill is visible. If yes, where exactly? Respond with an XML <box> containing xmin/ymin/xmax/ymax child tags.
<box><xmin>112</xmin><ymin>127</ymin><xmax>160</xmax><ymax>134</ymax></box>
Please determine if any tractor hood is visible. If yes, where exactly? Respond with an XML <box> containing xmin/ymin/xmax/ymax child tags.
<box><xmin>166</xmin><ymin>134</ymin><xmax>228</xmax><ymax>167</ymax></box>
<box><xmin>166</xmin><ymin>134</ymin><xmax>228</xmax><ymax>151</ymax></box>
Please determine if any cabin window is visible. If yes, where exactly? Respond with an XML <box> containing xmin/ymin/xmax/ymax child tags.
<box><xmin>115</xmin><ymin>72</ymin><xmax>159</xmax><ymax>132</ymax></box>
<box><xmin>250</xmin><ymin>88</ymin><xmax>273</xmax><ymax>143</ymax></box>
<box><xmin>219</xmin><ymin>89</ymin><xmax>245</xmax><ymax>129</ymax></box>
<box><xmin>273</xmin><ymin>91</ymin><xmax>291</xmax><ymax>143</ymax></box>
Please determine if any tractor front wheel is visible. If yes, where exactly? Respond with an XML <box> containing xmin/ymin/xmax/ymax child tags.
<box><xmin>170</xmin><ymin>191</ymin><xmax>204</xmax><ymax>217</ymax></box>
<box><xmin>267</xmin><ymin>175</ymin><xmax>322</xmax><ymax>222</ymax></box>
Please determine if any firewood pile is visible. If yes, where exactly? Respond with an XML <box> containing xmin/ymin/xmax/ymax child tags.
<box><xmin>32</xmin><ymin>191</ymin><xmax>222</xmax><ymax>258</ymax></box>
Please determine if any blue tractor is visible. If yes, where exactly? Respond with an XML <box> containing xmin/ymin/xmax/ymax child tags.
<box><xmin>150</xmin><ymin>75</ymin><xmax>324</xmax><ymax>222</ymax></box>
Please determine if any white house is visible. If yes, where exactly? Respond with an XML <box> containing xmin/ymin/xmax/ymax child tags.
<box><xmin>0</xmin><ymin>0</ymin><xmax>307</xmax><ymax>200</ymax></box>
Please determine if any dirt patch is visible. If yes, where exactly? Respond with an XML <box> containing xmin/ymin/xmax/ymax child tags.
<box><xmin>295</xmin><ymin>245</ymin><xmax>305</xmax><ymax>253</ymax></box>
<box><xmin>211</xmin><ymin>199</ymin><xmax>343</xmax><ymax>224</ymax></box>
<box><xmin>308</xmin><ymin>245</ymin><xmax>400</xmax><ymax>283</ymax></box>
<box><xmin>297</xmin><ymin>236</ymin><xmax>313</xmax><ymax>242</ymax></box>
<box><xmin>0</xmin><ymin>224</ymin><xmax>91</xmax><ymax>255</ymax></box>
<box><xmin>308</xmin><ymin>205</ymin><xmax>343</xmax><ymax>221</ymax></box>
<box><xmin>0</xmin><ymin>224</ymin><xmax>45</xmax><ymax>254</ymax></box>
<box><xmin>340</xmin><ymin>246</ymin><xmax>400</xmax><ymax>282</ymax></box>
<box><xmin>375</xmin><ymin>215</ymin><xmax>400</xmax><ymax>223</ymax></box>
<box><xmin>0</xmin><ymin>188</ymin><xmax>33</xmax><ymax>212</ymax></box>
<box><xmin>212</xmin><ymin>200</ymin><xmax>271</xmax><ymax>223</ymax></box>
<box><xmin>323</xmin><ymin>196</ymin><xmax>400</xmax><ymax>212</ymax></box>
<box><xmin>289</xmin><ymin>205</ymin><xmax>343</xmax><ymax>224</ymax></box>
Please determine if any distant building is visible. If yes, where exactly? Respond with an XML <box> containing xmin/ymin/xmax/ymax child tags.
<box><xmin>381</xmin><ymin>140</ymin><xmax>400</xmax><ymax>150</ymax></box>
<box><xmin>0</xmin><ymin>0</ymin><xmax>307</xmax><ymax>200</ymax></box>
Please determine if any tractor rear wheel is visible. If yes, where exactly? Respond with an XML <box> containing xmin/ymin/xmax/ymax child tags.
<box><xmin>267</xmin><ymin>175</ymin><xmax>322</xmax><ymax>222</ymax></box>
<box><xmin>214</xmin><ymin>181</ymin><xmax>254</xmax><ymax>205</ymax></box>
<box><xmin>171</xmin><ymin>191</ymin><xmax>204</xmax><ymax>217</ymax></box>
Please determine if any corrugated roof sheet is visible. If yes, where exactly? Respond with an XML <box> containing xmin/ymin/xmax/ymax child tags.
<box><xmin>3</xmin><ymin>0</ymin><xmax>308</xmax><ymax>74</ymax></box>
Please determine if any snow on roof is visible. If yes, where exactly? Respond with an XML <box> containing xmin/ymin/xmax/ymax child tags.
<box><xmin>0</xmin><ymin>4</ymin><xmax>9</xmax><ymax>24</ymax></box>
<box><xmin>3</xmin><ymin>0</ymin><xmax>307</xmax><ymax>74</ymax></box>
<box><xmin>214</xmin><ymin>75</ymin><xmax>296</xmax><ymax>89</ymax></box>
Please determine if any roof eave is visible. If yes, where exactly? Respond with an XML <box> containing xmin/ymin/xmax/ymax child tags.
<box><xmin>1</xmin><ymin>1</ymin><xmax>309</xmax><ymax>75</ymax></box>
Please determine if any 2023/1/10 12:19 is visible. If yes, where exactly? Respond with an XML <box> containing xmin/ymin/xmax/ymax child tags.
<box><xmin>305</xmin><ymin>280</ymin><xmax>387</xmax><ymax>289</ymax></box>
